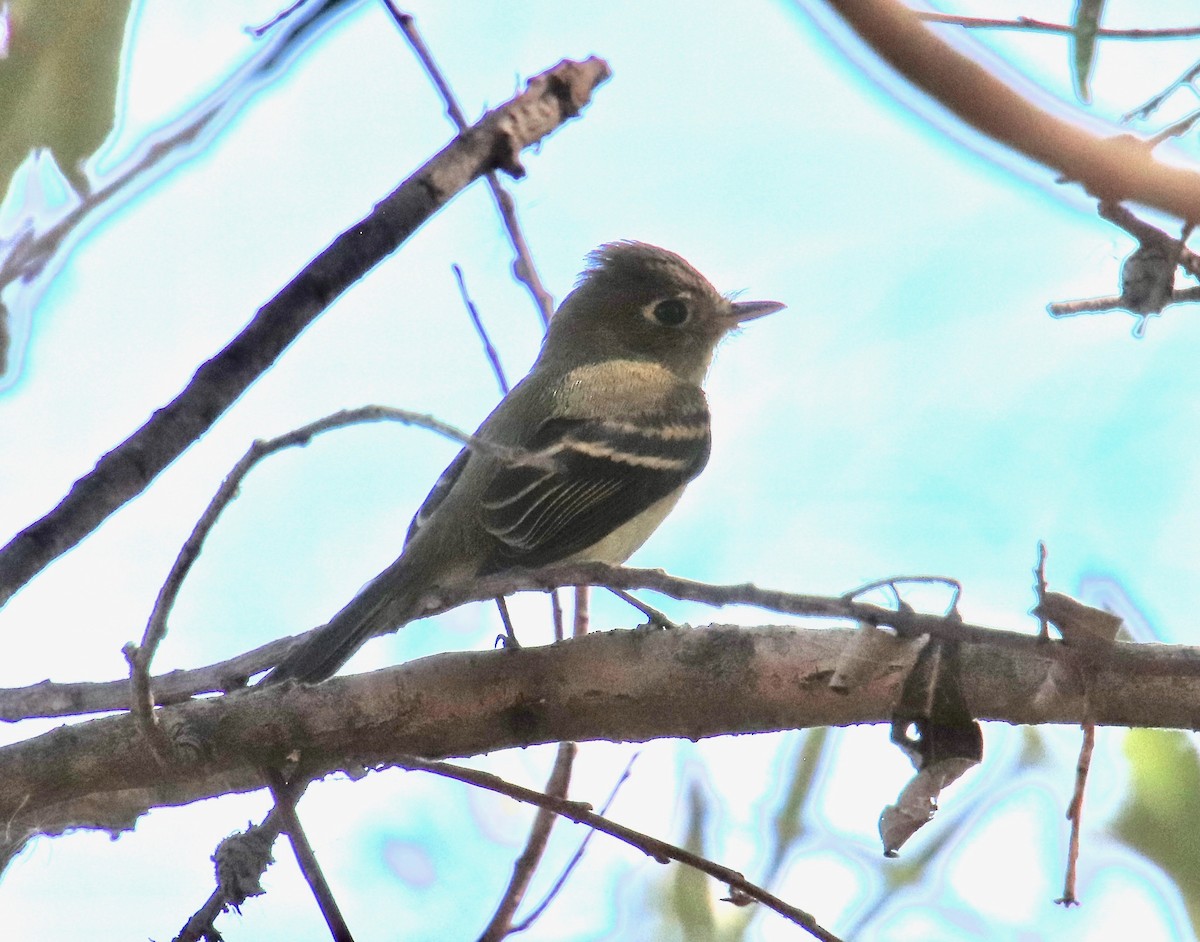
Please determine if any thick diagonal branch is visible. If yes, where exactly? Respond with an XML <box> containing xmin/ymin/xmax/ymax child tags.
<box><xmin>824</xmin><ymin>0</ymin><xmax>1200</xmax><ymax>219</ymax></box>
<box><xmin>0</xmin><ymin>56</ymin><xmax>610</xmax><ymax>608</ymax></box>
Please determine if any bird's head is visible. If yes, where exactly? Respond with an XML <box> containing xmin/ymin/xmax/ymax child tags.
<box><xmin>542</xmin><ymin>241</ymin><xmax>785</xmax><ymax>384</ymax></box>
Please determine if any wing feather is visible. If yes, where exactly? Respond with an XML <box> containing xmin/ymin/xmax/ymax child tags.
<box><xmin>478</xmin><ymin>409</ymin><xmax>711</xmax><ymax>570</ymax></box>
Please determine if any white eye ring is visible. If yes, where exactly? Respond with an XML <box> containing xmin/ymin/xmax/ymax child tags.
<box><xmin>645</xmin><ymin>297</ymin><xmax>690</xmax><ymax>327</ymax></box>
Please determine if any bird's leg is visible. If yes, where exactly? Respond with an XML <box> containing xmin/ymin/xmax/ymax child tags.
<box><xmin>607</xmin><ymin>588</ymin><xmax>679</xmax><ymax>631</ymax></box>
<box><xmin>494</xmin><ymin>596</ymin><xmax>521</xmax><ymax>648</ymax></box>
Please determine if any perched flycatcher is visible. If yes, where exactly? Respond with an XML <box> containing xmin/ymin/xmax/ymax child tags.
<box><xmin>266</xmin><ymin>241</ymin><xmax>784</xmax><ymax>684</ymax></box>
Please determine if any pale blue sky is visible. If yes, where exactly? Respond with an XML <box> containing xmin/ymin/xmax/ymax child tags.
<box><xmin>3</xmin><ymin>2</ymin><xmax>1200</xmax><ymax>939</ymax></box>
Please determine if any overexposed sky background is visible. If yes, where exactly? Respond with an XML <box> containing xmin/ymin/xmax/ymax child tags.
<box><xmin>3</xmin><ymin>1</ymin><xmax>1200</xmax><ymax>939</ymax></box>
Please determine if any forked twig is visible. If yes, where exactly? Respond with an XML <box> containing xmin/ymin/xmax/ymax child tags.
<box><xmin>382</xmin><ymin>2</ymin><xmax>556</xmax><ymax>325</ymax></box>
<box><xmin>509</xmin><ymin>754</ymin><xmax>639</xmax><ymax>934</ymax></box>
<box><xmin>264</xmin><ymin>767</ymin><xmax>354</xmax><ymax>940</ymax></box>
<box><xmin>478</xmin><ymin>588</ymin><xmax>589</xmax><ymax>939</ymax></box>
<box><xmin>477</xmin><ymin>743</ymin><xmax>576</xmax><ymax>941</ymax></box>
<box><xmin>118</xmin><ymin>403</ymin><xmax>552</xmax><ymax>755</ymax></box>
<box><xmin>390</xmin><ymin>755</ymin><xmax>844</xmax><ymax>942</ymax></box>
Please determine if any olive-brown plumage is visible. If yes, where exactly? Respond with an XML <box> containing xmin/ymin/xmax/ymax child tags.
<box><xmin>266</xmin><ymin>242</ymin><xmax>784</xmax><ymax>684</ymax></box>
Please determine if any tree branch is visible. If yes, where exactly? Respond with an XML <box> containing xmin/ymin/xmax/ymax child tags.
<box><xmin>0</xmin><ymin>55</ymin><xmax>610</xmax><ymax>609</ymax></box>
<box><xmin>7</xmin><ymin>616</ymin><xmax>1200</xmax><ymax>867</ymax></box>
<box><xmin>400</xmin><ymin>754</ymin><xmax>842</xmax><ymax>941</ymax></box>
<box><xmin>5</xmin><ymin>559</ymin><xmax>1198</xmax><ymax>722</ymax></box>
<box><xmin>510</xmin><ymin>753</ymin><xmax>637</xmax><ymax>934</ymax></box>
<box><xmin>477</xmin><ymin>742</ymin><xmax>576</xmax><ymax>941</ymax></box>
<box><xmin>917</xmin><ymin>13</ymin><xmax>1200</xmax><ymax>40</ymax></box>
<box><xmin>478</xmin><ymin>588</ymin><xmax>587</xmax><ymax>939</ymax></box>
<box><xmin>384</xmin><ymin>3</ymin><xmax>556</xmax><ymax>325</ymax></box>
<box><xmin>823</xmin><ymin>0</ymin><xmax>1200</xmax><ymax>220</ymax></box>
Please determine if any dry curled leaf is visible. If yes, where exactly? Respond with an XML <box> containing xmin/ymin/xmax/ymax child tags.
<box><xmin>1035</xmin><ymin>591</ymin><xmax>1123</xmax><ymax>645</ymax></box>
<box><xmin>881</xmin><ymin>639</ymin><xmax>982</xmax><ymax>855</ymax></box>
<box><xmin>880</xmin><ymin>755</ymin><xmax>979</xmax><ymax>856</ymax></box>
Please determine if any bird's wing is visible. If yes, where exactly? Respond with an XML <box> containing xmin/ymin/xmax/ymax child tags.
<box><xmin>405</xmin><ymin>446</ymin><xmax>471</xmax><ymax>546</ymax></box>
<box><xmin>478</xmin><ymin>408</ymin><xmax>711</xmax><ymax>570</ymax></box>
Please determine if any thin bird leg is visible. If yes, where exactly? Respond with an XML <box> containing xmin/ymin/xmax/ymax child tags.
<box><xmin>494</xmin><ymin>596</ymin><xmax>521</xmax><ymax>648</ymax></box>
<box><xmin>607</xmin><ymin>588</ymin><xmax>679</xmax><ymax>630</ymax></box>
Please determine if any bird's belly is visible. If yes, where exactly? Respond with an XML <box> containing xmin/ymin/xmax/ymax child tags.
<box><xmin>562</xmin><ymin>489</ymin><xmax>686</xmax><ymax>565</ymax></box>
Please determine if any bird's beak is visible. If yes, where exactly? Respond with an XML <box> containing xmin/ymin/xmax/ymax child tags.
<box><xmin>727</xmin><ymin>299</ymin><xmax>786</xmax><ymax>324</ymax></box>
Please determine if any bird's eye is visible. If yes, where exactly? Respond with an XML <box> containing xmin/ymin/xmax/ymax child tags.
<box><xmin>649</xmin><ymin>298</ymin><xmax>690</xmax><ymax>327</ymax></box>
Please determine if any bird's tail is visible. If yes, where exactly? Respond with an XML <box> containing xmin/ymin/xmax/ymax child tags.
<box><xmin>262</xmin><ymin>555</ymin><xmax>423</xmax><ymax>685</ymax></box>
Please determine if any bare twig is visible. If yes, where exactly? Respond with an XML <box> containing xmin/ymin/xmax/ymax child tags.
<box><xmin>383</xmin><ymin>3</ymin><xmax>556</xmax><ymax>325</ymax></box>
<box><xmin>573</xmin><ymin>585</ymin><xmax>589</xmax><ymax>639</ymax></box>
<box><xmin>121</xmin><ymin>402</ymin><xmax>550</xmax><ymax>752</ymax></box>
<box><xmin>607</xmin><ymin>586</ymin><xmax>678</xmax><ymax>629</ymax></box>
<box><xmin>1146</xmin><ymin>108</ymin><xmax>1200</xmax><ymax>148</ymax></box>
<box><xmin>1056</xmin><ymin>723</ymin><xmax>1096</xmax><ymax>907</ymax></box>
<box><xmin>1124</xmin><ymin>59</ymin><xmax>1200</xmax><ymax>122</ymax></box>
<box><xmin>509</xmin><ymin>754</ymin><xmax>639</xmax><ymax>934</ymax></box>
<box><xmin>1099</xmin><ymin>201</ymin><xmax>1181</xmax><ymax>250</ymax></box>
<box><xmin>1047</xmin><ymin>285</ymin><xmax>1200</xmax><ymax>317</ymax></box>
<box><xmin>121</xmin><ymin>643</ymin><xmax>174</xmax><ymax>762</ymax></box>
<box><xmin>246</xmin><ymin>0</ymin><xmax>309</xmax><ymax>36</ymax></box>
<box><xmin>453</xmin><ymin>263</ymin><xmax>510</xmax><ymax>394</ymax></box>
<box><xmin>393</xmin><ymin>755</ymin><xmax>844</xmax><ymax>942</ymax></box>
<box><xmin>141</xmin><ymin>406</ymin><xmax>495</xmax><ymax>658</ymax></box>
<box><xmin>122</xmin><ymin>404</ymin><xmax>479</xmax><ymax>755</ymax></box>
<box><xmin>175</xmin><ymin>887</ymin><xmax>230</xmax><ymax>938</ymax></box>
<box><xmin>918</xmin><ymin>13</ymin><xmax>1200</xmax><ymax>40</ymax></box>
<box><xmin>477</xmin><ymin>743</ymin><xmax>576</xmax><ymax>941</ymax></box>
<box><xmin>1035</xmin><ymin>542</ymin><xmax>1050</xmax><ymax>641</ymax></box>
<box><xmin>844</xmin><ymin>575</ymin><xmax>963</xmax><ymax>617</ymax></box>
<box><xmin>0</xmin><ymin>56</ymin><xmax>610</xmax><ymax>609</ymax></box>
<box><xmin>264</xmin><ymin>768</ymin><xmax>354</xmax><ymax>941</ymax></box>
<box><xmin>1</xmin><ymin>113</ymin><xmax>217</xmax><ymax>293</ymax></box>
<box><xmin>478</xmin><ymin>588</ymin><xmax>588</xmax><ymax>939</ymax></box>
<box><xmin>0</xmin><ymin>637</ymin><xmax>293</xmax><ymax>721</ymax></box>
<box><xmin>550</xmin><ymin>590</ymin><xmax>565</xmax><ymax>643</ymax></box>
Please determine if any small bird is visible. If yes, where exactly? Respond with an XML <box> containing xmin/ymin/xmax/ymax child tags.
<box><xmin>265</xmin><ymin>241</ymin><xmax>784</xmax><ymax>684</ymax></box>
